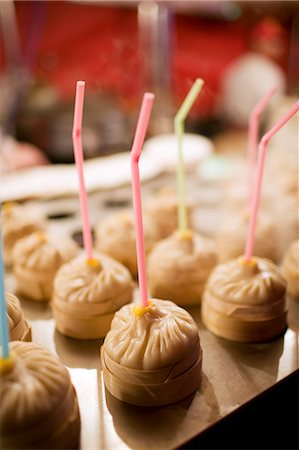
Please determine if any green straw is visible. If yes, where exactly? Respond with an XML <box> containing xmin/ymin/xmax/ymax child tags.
<box><xmin>174</xmin><ymin>78</ymin><xmax>204</xmax><ymax>232</ymax></box>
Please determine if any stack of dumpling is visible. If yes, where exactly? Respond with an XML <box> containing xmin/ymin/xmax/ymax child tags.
<box><xmin>0</xmin><ymin>341</ymin><xmax>81</xmax><ymax>449</ymax></box>
<box><xmin>202</xmin><ymin>256</ymin><xmax>287</xmax><ymax>342</ymax></box>
<box><xmin>101</xmin><ymin>299</ymin><xmax>202</xmax><ymax>406</ymax></box>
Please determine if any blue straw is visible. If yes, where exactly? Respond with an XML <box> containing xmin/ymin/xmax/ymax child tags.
<box><xmin>0</xmin><ymin>229</ymin><xmax>9</xmax><ymax>359</ymax></box>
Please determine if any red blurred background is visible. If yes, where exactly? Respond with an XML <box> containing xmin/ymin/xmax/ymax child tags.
<box><xmin>1</xmin><ymin>1</ymin><xmax>296</xmax><ymax>114</ymax></box>
<box><xmin>0</xmin><ymin>1</ymin><xmax>298</xmax><ymax>162</ymax></box>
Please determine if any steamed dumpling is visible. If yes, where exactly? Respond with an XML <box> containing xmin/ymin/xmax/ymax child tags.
<box><xmin>273</xmin><ymin>194</ymin><xmax>298</xmax><ymax>262</ymax></box>
<box><xmin>144</xmin><ymin>188</ymin><xmax>193</xmax><ymax>240</ymax></box>
<box><xmin>102</xmin><ymin>299</ymin><xmax>202</xmax><ymax>406</ymax></box>
<box><xmin>202</xmin><ymin>256</ymin><xmax>287</xmax><ymax>342</ymax></box>
<box><xmin>95</xmin><ymin>211</ymin><xmax>158</xmax><ymax>277</ymax></box>
<box><xmin>52</xmin><ymin>253</ymin><xmax>134</xmax><ymax>339</ymax></box>
<box><xmin>216</xmin><ymin>210</ymin><xmax>277</xmax><ymax>263</ymax></box>
<box><xmin>282</xmin><ymin>240</ymin><xmax>299</xmax><ymax>300</ymax></box>
<box><xmin>148</xmin><ymin>230</ymin><xmax>217</xmax><ymax>305</ymax></box>
<box><xmin>105</xmin><ymin>299</ymin><xmax>199</xmax><ymax>370</ymax></box>
<box><xmin>2</xmin><ymin>202</ymin><xmax>45</xmax><ymax>267</ymax></box>
<box><xmin>6</xmin><ymin>292</ymin><xmax>31</xmax><ymax>342</ymax></box>
<box><xmin>13</xmin><ymin>231</ymin><xmax>79</xmax><ymax>301</ymax></box>
<box><xmin>0</xmin><ymin>341</ymin><xmax>81</xmax><ymax>449</ymax></box>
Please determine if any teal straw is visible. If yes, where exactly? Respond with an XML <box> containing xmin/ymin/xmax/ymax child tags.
<box><xmin>0</xmin><ymin>228</ymin><xmax>9</xmax><ymax>359</ymax></box>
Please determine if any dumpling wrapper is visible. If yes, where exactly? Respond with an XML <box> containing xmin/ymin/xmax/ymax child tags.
<box><xmin>13</xmin><ymin>231</ymin><xmax>79</xmax><ymax>301</ymax></box>
<box><xmin>53</xmin><ymin>253</ymin><xmax>134</xmax><ymax>339</ymax></box>
<box><xmin>102</xmin><ymin>299</ymin><xmax>202</xmax><ymax>406</ymax></box>
<box><xmin>148</xmin><ymin>230</ymin><xmax>217</xmax><ymax>305</ymax></box>
<box><xmin>0</xmin><ymin>341</ymin><xmax>81</xmax><ymax>450</ymax></box>
<box><xmin>202</xmin><ymin>256</ymin><xmax>287</xmax><ymax>342</ymax></box>
<box><xmin>7</xmin><ymin>292</ymin><xmax>31</xmax><ymax>342</ymax></box>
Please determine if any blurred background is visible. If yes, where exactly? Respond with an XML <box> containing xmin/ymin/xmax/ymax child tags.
<box><xmin>0</xmin><ymin>0</ymin><xmax>298</xmax><ymax>166</ymax></box>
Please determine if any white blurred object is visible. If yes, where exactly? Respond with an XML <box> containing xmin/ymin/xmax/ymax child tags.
<box><xmin>196</xmin><ymin>154</ymin><xmax>240</xmax><ymax>184</ymax></box>
<box><xmin>2</xmin><ymin>133</ymin><xmax>214</xmax><ymax>201</ymax></box>
<box><xmin>220</xmin><ymin>53</ymin><xmax>286</xmax><ymax>127</ymax></box>
<box><xmin>143</xmin><ymin>133</ymin><xmax>214</xmax><ymax>170</ymax></box>
<box><xmin>2</xmin><ymin>151</ymin><xmax>160</xmax><ymax>202</ymax></box>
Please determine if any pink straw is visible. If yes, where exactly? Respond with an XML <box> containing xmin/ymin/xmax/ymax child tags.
<box><xmin>131</xmin><ymin>93</ymin><xmax>155</xmax><ymax>307</ymax></box>
<box><xmin>244</xmin><ymin>100</ymin><xmax>299</xmax><ymax>262</ymax></box>
<box><xmin>247</xmin><ymin>87</ymin><xmax>277</xmax><ymax>205</ymax></box>
<box><xmin>72</xmin><ymin>80</ymin><xmax>93</xmax><ymax>261</ymax></box>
